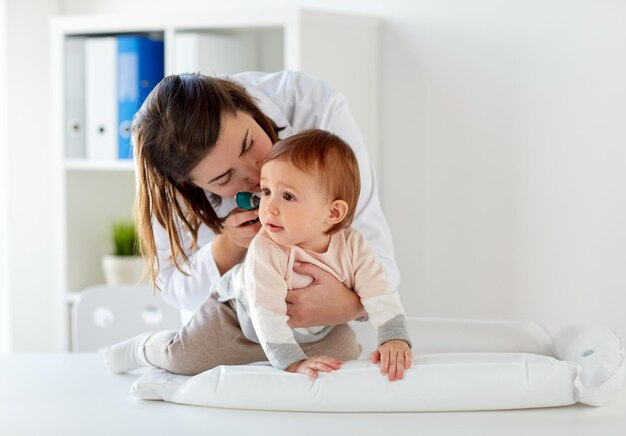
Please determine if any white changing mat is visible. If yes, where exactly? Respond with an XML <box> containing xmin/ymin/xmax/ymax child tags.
<box><xmin>130</xmin><ymin>317</ymin><xmax>625</xmax><ymax>412</ymax></box>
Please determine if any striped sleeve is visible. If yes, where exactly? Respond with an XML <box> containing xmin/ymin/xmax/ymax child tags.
<box><xmin>244</xmin><ymin>235</ymin><xmax>307</xmax><ymax>369</ymax></box>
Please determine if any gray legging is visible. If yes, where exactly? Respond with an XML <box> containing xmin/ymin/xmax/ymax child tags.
<box><xmin>143</xmin><ymin>295</ymin><xmax>361</xmax><ymax>375</ymax></box>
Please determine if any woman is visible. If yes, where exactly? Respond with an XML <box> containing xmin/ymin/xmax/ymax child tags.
<box><xmin>130</xmin><ymin>70</ymin><xmax>399</xmax><ymax>374</ymax></box>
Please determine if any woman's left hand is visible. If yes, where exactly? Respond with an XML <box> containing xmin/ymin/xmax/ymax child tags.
<box><xmin>285</xmin><ymin>262</ymin><xmax>366</xmax><ymax>328</ymax></box>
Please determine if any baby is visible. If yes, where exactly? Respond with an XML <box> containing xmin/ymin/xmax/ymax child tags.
<box><xmin>106</xmin><ymin>129</ymin><xmax>412</xmax><ymax>380</ymax></box>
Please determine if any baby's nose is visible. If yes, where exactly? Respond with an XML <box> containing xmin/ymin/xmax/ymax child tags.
<box><xmin>265</xmin><ymin>200</ymin><xmax>278</xmax><ymax>215</ymax></box>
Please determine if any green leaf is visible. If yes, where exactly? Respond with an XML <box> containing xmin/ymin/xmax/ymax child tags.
<box><xmin>111</xmin><ymin>219</ymin><xmax>141</xmax><ymax>256</ymax></box>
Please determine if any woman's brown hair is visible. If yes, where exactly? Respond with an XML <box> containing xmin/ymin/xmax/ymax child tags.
<box><xmin>132</xmin><ymin>73</ymin><xmax>282</xmax><ymax>289</ymax></box>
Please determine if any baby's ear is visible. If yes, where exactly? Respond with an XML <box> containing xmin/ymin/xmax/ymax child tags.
<box><xmin>327</xmin><ymin>200</ymin><xmax>349</xmax><ymax>226</ymax></box>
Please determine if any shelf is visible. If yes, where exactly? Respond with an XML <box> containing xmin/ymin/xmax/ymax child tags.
<box><xmin>51</xmin><ymin>9</ymin><xmax>379</xmax><ymax>352</ymax></box>
<box><xmin>65</xmin><ymin>159</ymin><xmax>135</xmax><ymax>172</ymax></box>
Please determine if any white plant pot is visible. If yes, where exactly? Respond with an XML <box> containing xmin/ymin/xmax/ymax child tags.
<box><xmin>102</xmin><ymin>255</ymin><xmax>147</xmax><ymax>286</ymax></box>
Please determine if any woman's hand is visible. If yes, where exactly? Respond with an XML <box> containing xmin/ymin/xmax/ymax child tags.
<box><xmin>212</xmin><ymin>208</ymin><xmax>261</xmax><ymax>275</ymax></box>
<box><xmin>370</xmin><ymin>340</ymin><xmax>412</xmax><ymax>381</ymax></box>
<box><xmin>285</xmin><ymin>356</ymin><xmax>342</xmax><ymax>378</ymax></box>
<box><xmin>285</xmin><ymin>262</ymin><xmax>366</xmax><ymax>328</ymax></box>
<box><xmin>223</xmin><ymin>208</ymin><xmax>261</xmax><ymax>248</ymax></box>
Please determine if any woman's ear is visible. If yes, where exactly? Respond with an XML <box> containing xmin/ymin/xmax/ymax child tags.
<box><xmin>327</xmin><ymin>200</ymin><xmax>349</xmax><ymax>226</ymax></box>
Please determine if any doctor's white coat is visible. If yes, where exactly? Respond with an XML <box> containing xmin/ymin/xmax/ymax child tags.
<box><xmin>150</xmin><ymin>70</ymin><xmax>400</xmax><ymax>311</ymax></box>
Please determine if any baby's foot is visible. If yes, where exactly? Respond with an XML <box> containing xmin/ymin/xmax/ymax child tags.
<box><xmin>103</xmin><ymin>332</ymin><xmax>153</xmax><ymax>373</ymax></box>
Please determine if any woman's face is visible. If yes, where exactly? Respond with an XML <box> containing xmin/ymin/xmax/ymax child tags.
<box><xmin>188</xmin><ymin>111</ymin><xmax>273</xmax><ymax>198</ymax></box>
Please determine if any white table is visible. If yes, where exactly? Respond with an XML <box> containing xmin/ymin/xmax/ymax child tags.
<box><xmin>1</xmin><ymin>353</ymin><xmax>625</xmax><ymax>436</ymax></box>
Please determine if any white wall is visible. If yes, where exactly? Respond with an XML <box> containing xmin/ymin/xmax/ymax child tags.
<box><xmin>6</xmin><ymin>0</ymin><xmax>60</xmax><ymax>351</ymax></box>
<box><xmin>379</xmin><ymin>1</ymin><xmax>626</xmax><ymax>339</ymax></box>
<box><xmin>7</xmin><ymin>0</ymin><xmax>626</xmax><ymax>350</ymax></box>
<box><xmin>371</xmin><ymin>0</ymin><xmax>626</xmax><ymax>340</ymax></box>
<box><xmin>0</xmin><ymin>0</ymin><xmax>11</xmax><ymax>353</ymax></box>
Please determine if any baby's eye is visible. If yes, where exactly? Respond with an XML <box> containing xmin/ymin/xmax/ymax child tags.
<box><xmin>282</xmin><ymin>192</ymin><xmax>295</xmax><ymax>201</ymax></box>
<box><xmin>262</xmin><ymin>188</ymin><xmax>271</xmax><ymax>196</ymax></box>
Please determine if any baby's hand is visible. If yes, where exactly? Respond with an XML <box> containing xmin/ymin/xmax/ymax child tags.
<box><xmin>370</xmin><ymin>340</ymin><xmax>412</xmax><ymax>381</ymax></box>
<box><xmin>285</xmin><ymin>355</ymin><xmax>342</xmax><ymax>378</ymax></box>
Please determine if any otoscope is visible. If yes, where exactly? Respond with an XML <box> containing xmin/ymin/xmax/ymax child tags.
<box><xmin>235</xmin><ymin>192</ymin><xmax>261</xmax><ymax>210</ymax></box>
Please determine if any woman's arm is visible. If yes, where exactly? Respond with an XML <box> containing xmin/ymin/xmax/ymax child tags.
<box><xmin>153</xmin><ymin>217</ymin><xmax>221</xmax><ymax>311</ymax></box>
<box><xmin>155</xmin><ymin>248</ymin><xmax>218</xmax><ymax>311</ymax></box>
<box><xmin>154</xmin><ymin>208</ymin><xmax>260</xmax><ymax>311</ymax></box>
<box><xmin>211</xmin><ymin>234</ymin><xmax>247</xmax><ymax>276</ymax></box>
<box><xmin>285</xmin><ymin>262</ymin><xmax>366</xmax><ymax>327</ymax></box>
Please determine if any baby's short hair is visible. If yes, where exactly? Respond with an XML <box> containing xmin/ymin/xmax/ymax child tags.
<box><xmin>264</xmin><ymin>129</ymin><xmax>360</xmax><ymax>234</ymax></box>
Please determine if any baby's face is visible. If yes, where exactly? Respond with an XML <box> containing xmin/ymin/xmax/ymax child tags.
<box><xmin>259</xmin><ymin>160</ymin><xmax>332</xmax><ymax>252</ymax></box>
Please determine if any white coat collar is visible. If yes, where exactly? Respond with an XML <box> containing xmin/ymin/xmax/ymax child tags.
<box><xmin>242</xmin><ymin>84</ymin><xmax>296</xmax><ymax>140</ymax></box>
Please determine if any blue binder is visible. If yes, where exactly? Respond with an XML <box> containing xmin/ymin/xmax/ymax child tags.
<box><xmin>117</xmin><ymin>35</ymin><xmax>164</xmax><ymax>159</ymax></box>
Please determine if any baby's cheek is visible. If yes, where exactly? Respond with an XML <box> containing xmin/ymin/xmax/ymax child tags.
<box><xmin>258</xmin><ymin>214</ymin><xmax>267</xmax><ymax>226</ymax></box>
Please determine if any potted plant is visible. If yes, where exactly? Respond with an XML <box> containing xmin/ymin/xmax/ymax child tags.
<box><xmin>101</xmin><ymin>219</ymin><xmax>147</xmax><ymax>285</ymax></box>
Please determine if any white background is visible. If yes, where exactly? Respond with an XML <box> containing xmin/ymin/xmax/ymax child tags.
<box><xmin>4</xmin><ymin>0</ymin><xmax>626</xmax><ymax>351</ymax></box>
<box><xmin>0</xmin><ymin>0</ymin><xmax>11</xmax><ymax>353</ymax></box>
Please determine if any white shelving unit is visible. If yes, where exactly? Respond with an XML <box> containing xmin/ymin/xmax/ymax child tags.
<box><xmin>50</xmin><ymin>9</ymin><xmax>379</xmax><ymax>351</ymax></box>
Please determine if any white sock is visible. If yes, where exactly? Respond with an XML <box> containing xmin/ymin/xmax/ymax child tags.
<box><xmin>104</xmin><ymin>332</ymin><xmax>153</xmax><ymax>374</ymax></box>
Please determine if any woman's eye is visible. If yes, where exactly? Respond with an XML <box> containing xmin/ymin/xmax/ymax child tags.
<box><xmin>244</xmin><ymin>139</ymin><xmax>255</xmax><ymax>154</ymax></box>
<box><xmin>282</xmin><ymin>192</ymin><xmax>294</xmax><ymax>201</ymax></box>
<box><xmin>218</xmin><ymin>177</ymin><xmax>230</xmax><ymax>187</ymax></box>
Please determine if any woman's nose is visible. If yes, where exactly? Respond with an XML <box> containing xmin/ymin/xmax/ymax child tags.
<box><xmin>243</xmin><ymin>160</ymin><xmax>261</xmax><ymax>186</ymax></box>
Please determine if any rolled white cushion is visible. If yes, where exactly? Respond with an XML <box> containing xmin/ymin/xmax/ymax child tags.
<box><xmin>553</xmin><ymin>323</ymin><xmax>625</xmax><ymax>406</ymax></box>
<box><xmin>152</xmin><ymin>354</ymin><xmax>577</xmax><ymax>412</ymax></box>
<box><xmin>553</xmin><ymin>324</ymin><xmax>622</xmax><ymax>386</ymax></box>
<box><xmin>130</xmin><ymin>318</ymin><xmax>624</xmax><ymax>411</ymax></box>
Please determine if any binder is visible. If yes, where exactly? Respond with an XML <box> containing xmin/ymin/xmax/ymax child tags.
<box><xmin>64</xmin><ymin>37</ymin><xmax>86</xmax><ymax>159</ymax></box>
<box><xmin>117</xmin><ymin>35</ymin><xmax>164</xmax><ymax>160</ymax></box>
<box><xmin>85</xmin><ymin>37</ymin><xmax>118</xmax><ymax>161</ymax></box>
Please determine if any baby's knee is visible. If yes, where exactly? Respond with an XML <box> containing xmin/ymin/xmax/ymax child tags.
<box><xmin>328</xmin><ymin>324</ymin><xmax>362</xmax><ymax>361</ymax></box>
<box><xmin>145</xmin><ymin>331</ymin><xmax>216</xmax><ymax>375</ymax></box>
<box><xmin>337</xmin><ymin>334</ymin><xmax>361</xmax><ymax>361</ymax></box>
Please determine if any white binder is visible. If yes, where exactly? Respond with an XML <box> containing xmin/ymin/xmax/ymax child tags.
<box><xmin>85</xmin><ymin>37</ymin><xmax>117</xmax><ymax>161</ymax></box>
<box><xmin>64</xmin><ymin>37</ymin><xmax>86</xmax><ymax>159</ymax></box>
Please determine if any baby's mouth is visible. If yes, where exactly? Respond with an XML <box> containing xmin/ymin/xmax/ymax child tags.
<box><xmin>266</xmin><ymin>223</ymin><xmax>284</xmax><ymax>232</ymax></box>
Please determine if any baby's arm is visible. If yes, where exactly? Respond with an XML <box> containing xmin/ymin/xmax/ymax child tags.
<box><xmin>371</xmin><ymin>340</ymin><xmax>412</xmax><ymax>381</ymax></box>
<box><xmin>245</xmin><ymin>236</ymin><xmax>341</xmax><ymax>377</ymax></box>
<box><xmin>244</xmin><ymin>240</ymin><xmax>305</xmax><ymax>369</ymax></box>
<box><xmin>349</xmin><ymin>230</ymin><xmax>413</xmax><ymax>381</ymax></box>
